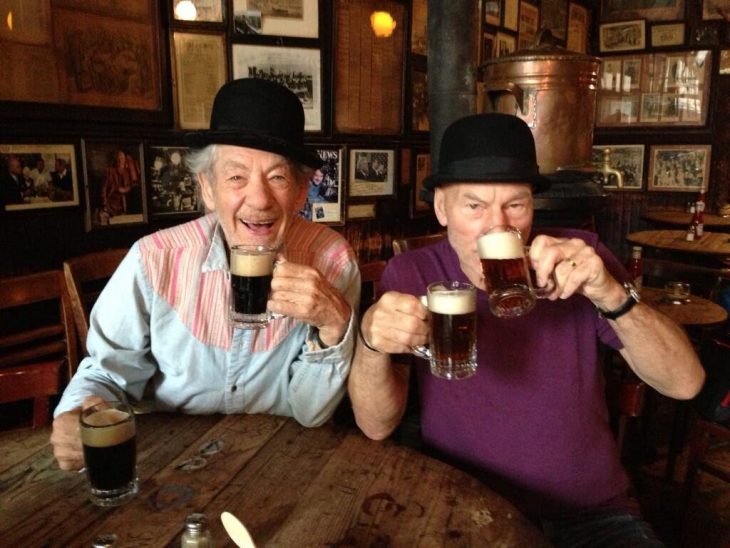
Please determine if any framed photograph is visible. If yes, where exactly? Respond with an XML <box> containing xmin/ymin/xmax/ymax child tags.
<box><xmin>566</xmin><ymin>3</ymin><xmax>588</xmax><ymax>53</ymax></box>
<box><xmin>600</xmin><ymin>20</ymin><xmax>646</xmax><ymax>52</ymax></box>
<box><xmin>541</xmin><ymin>0</ymin><xmax>568</xmax><ymax>40</ymax></box>
<box><xmin>147</xmin><ymin>146</ymin><xmax>202</xmax><ymax>219</ymax></box>
<box><xmin>232</xmin><ymin>0</ymin><xmax>318</xmax><ymax>38</ymax></box>
<box><xmin>412</xmin><ymin>68</ymin><xmax>429</xmax><ymax>132</ymax></box>
<box><xmin>720</xmin><ymin>49</ymin><xmax>730</xmax><ymax>75</ymax></box>
<box><xmin>300</xmin><ymin>147</ymin><xmax>345</xmax><ymax>225</ymax></box>
<box><xmin>482</xmin><ymin>32</ymin><xmax>496</xmax><ymax>63</ymax></box>
<box><xmin>504</xmin><ymin>0</ymin><xmax>519</xmax><ymax>31</ymax></box>
<box><xmin>702</xmin><ymin>0</ymin><xmax>730</xmax><ymax>19</ymax></box>
<box><xmin>411</xmin><ymin>152</ymin><xmax>432</xmax><ymax>218</ymax></box>
<box><xmin>648</xmin><ymin>145</ymin><xmax>711</xmax><ymax>192</ymax></box>
<box><xmin>623</xmin><ymin>57</ymin><xmax>643</xmax><ymax>91</ymax></box>
<box><xmin>173</xmin><ymin>32</ymin><xmax>227</xmax><ymax>129</ymax></box>
<box><xmin>601</xmin><ymin>0</ymin><xmax>684</xmax><ymax>22</ymax></box>
<box><xmin>173</xmin><ymin>0</ymin><xmax>224</xmax><ymax>22</ymax></box>
<box><xmin>485</xmin><ymin>0</ymin><xmax>501</xmax><ymax>25</ymax></box>
<box><xmin>591</xmin><ymin>145</ymin><xmax>645</xmax><ymax>190</ymax></box>
<box><xmin>495</xmin><ymin>32</ymin><xmax>517</xmax><ymax>57</ymax></box>
<box><xmin>411</xmin><ymin>0</ymin><xmax>428</xmax><ymax>54</ymax></box>
<box><xmin>518</xmin><ymin>2</ymin><xmax>539</xmax><ymax>50</ymax></box>
<box><xmin>349</xmin><ymin>149</ymin><xmax>395</xmax><ymax>198</ymax></box>
<box><xmin>232</xmin><ymin>44</ymin><xmax>322</xmax><ymax>132</ymax></box>
<box><xmin>347</xmin><ymin>203</ymin><xmax>376</xmax><ymax>220</ymax></box>
<box><xmin>598</xmin><ymin>95</ymin><xmax>640</xmax><ymax>125</ymax></box>
<box><xmin>651</xmin><ymin>22</ymin><xmax>685</xmax><ymax>47</ymax></box>
<box><xmin>82</xmin><ymin>140</ymin><xmax>147</xmax><ymax>231</ymax></box>
<box><xmin>0</xmin><ymin>144</ymin><xmax>79</xmax><ymax>211</ymax></box>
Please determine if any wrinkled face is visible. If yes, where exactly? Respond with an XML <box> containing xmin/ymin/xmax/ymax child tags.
<box><xmin>434</xmin><ymin>182</ymin><xmax>534</xmax><ymax>285</ymax></box>
<box><xmin>199</xmin><ymin>145</ymin><xmax>307</xmax><ymax>247</ymax></box>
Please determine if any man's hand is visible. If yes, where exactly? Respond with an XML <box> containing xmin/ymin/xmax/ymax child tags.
<box><xmin>269</xmin><ymin>259</ymin><xmax>352</xmax><ymax>347</ymax></box>
<box><xmin>361</xmin><ymin>291</ymin><xmax>429</xmax><ymax>355</ymax></box>
<box><xmin>50</xmin><ymin>396</ymin><xmax>105</xmax><ymax>471</ymax></box>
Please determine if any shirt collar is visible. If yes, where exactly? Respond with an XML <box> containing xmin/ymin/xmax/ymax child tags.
<box><xmin>203</xmin><ymin>217</ymin><xmax>229</xmax><ymax>273</ymax></box>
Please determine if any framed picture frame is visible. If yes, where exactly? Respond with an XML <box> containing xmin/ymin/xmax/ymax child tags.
<box><xmin>591</xmin><ymin>145</ymin><xmax>645</xmax><ymax>190</ymax></box>
<box><xmin>300</xmin><ymin>147</ymin><xmax>345</xmax><ymax>225</ymax></box>
<box><xmin>347</xmin><ymin>203</ymin><xmax>376</xmax><ymax>221</ymax></box>
<box><xmin>0</xmin><ymin>144</ymin><xmax>79</xmax><ymax>211</ymax></box>
<box><xmin>173</xmin><ymin>32</ymin><xmax>227</xmax><ymax>129</ymax></box>
<box><xmin>411</xmin><ymin>0</ymin><xmax>428</xmax><ymax>54</ymax></box>
<box><xmin>82</xmin><ymin>140</ymin><xmax>147</xmax><ymax>231</ymax></box>
<box><xmin>504</xmin><ymin>0</ymin><xmax>519</xmax><ymax>31</ymax></box>
<box><xmin>720</xmin><ymin>49</ymin><xmax>730</xmax><ymax>75</ymax></box>
<box><xmin>597</xmin><ymin>95</ymin><xmax>640</xmax><ymax>125</ymax></box>
<box><xmin>566</xmin><ymin>2</ymin><xmax>588</xmax><ymax>53</ymax></box>
<box><xmin>540</xmin><ymin>0</ymin><xmax>568</xmax><ymax>40</ymax></box>
<box><xmin>518</xmin><ymin>2</ymin><xmax>539</xmax><ymax>50</ymax></box>
<box><xmin>495</xmin><ymin>32</ymin><xmax>517</xmax><ymax>57</ymax></box>
<box><xmin>601</xmin><ymin>0</ymin><xmax>684</xmax><ymax>22</ymax></box>
<box><xmin>232</xmin><ymin>44</ymin><xmax>322</xmax><ymax>132</ymax></box>
<box><xmin>600</xmin><ymin>20</ymin><xmax>646</xmax><ymax>52</ymax></box>
<box><xmin>651</xmin><ymin>22</ymin><xmax>685</xmax><ymax>47</ymax></box>
<box><xmin>173</xmin><ymin>0</ymin><xmax>224</xmax><ymax>22</ymax></box>
<box><xmin>482</xmin><ymin>32</ymin><xmax>496</xmax><ymax>63</ymax></box>
<box><xmin>702</xmin><ymin>0</ymin><xmax>730</xmax><ymax>20</ymax></box>
<box><xmin>147</xmin><ymin>146</ymin><xmax>202</xmax><ymax>219</ymax></box>
<box><xmin>485</xmin><ymin>0</ymin><xmax>501</xmax><ymax>25</ymax></box>
<box><xmin>647</xmin><ymin>145</ymin><xmax>711</xmax><ymax>192</ymax></box>
<box><xmin>232</xmin><ymin>0</ymin><xmax>318</xmax><ymax>37</ymax></box>
<box><xmin>411</xmin><ymin>152</ymin><xmax>432</xmax><ymax>218</ymax></box>
<box><xmin>349</xmin><ymin>149</ymin><xmax>395</xmax><ymax>198</ymax></box>
<box><xmin>412</xmin><ymin>67</ymin><xmax>429</xmax><ymax>132</ymax></box>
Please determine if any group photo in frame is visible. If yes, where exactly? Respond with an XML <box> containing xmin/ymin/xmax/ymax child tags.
<box><xmin>647</xmin><ymin>144</ymin><xmax>711</xmax><ymax>192</ymax></box>
<box><xmin>591</xmin><ymin>145</ymin><xmax>645</xmax><ymax>190</ymax></box>
<box><xmin>299</xmin><ymin>147</ymin><xmax>345</xmax><ymax>225</ymax></box>
<box><xmin>599</xmin><ymin>20</ymin><xmax>646</xmax><ymax>52</ymax></box>
<box><xmin>147</xmin><ymin>146</ymin><xmax>202</xmax><ymax>219</ymax></box>
<box><xmin>0</xmin><ymin>144</ymin><xmax>79</xmax><ymax>211</ymax></box>
<box><xmin>82</xmin><ymin>140</ymin><xmax>147</xmax><ymax>231</ymax></box>
<box><xmin>232</xmin><ymin>0</ymin><xmax>318</xmax><ymax>37</ymax></box>
<box><xmin>348</xmin><ymin>149</ymin><xmax>395</xmax><ymax>198</ymax></box>
<box><xmin>232</xmin><ymin>44</ymin><xmax>322</xmax><ymax>132</ymax></box>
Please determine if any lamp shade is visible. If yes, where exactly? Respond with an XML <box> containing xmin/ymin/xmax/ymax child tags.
<box><xmin>370</xmin><ymin>11</ymin><xmax>396</xmax><ymax>38</ymax></box>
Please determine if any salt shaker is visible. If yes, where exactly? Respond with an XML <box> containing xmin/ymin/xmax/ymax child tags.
<box><xmin>92</xmin><ymin>533</ymin><xmax>118</xmax><ymax>548</ymax></box>
<box><xmin>181</xmin><ymin>513</ymin><xmax>214</xmax><ymax>547</ymax></box>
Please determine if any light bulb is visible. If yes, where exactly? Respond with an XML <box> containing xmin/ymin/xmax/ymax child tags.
<box><xmin>370</xmin><ymin>11</ymin><xmax>396</xmax><ymax>38</ymax></box>
<box><xmin>175</xmin><ymin>0</ymin><xmax>197</xmax><ymax>21</ymax></box>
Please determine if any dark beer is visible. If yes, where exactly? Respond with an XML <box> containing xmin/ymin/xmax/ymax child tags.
<box><xmin>430</xmin><ymin>310</ymin><xmax>477</xmax><ymax>365</ymax></box>
<box><xmin>230</xmin><ymin>246</ymin><xmax>276</xmax><ymax>328</ymax></box>
<box><xmin>427</xmin><ymin>283</ymin><xmax>477</xmax><ymax>379</ymax></box>
<box><xmin>83</xmin><ymin>436</ymin><xmax>137</xmax><ymax>491</ymax></box>
<box><xmin>480</xmin><ymin>257</ymin><xmax>532</xmax><ymax>295</ymax></box>
<box><xmin>231</xmin><ymin>273</ymin><xmax>272</xmax><ymax>315</ymax></box>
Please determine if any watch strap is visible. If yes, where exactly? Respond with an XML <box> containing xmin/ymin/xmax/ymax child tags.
<box><xmin>598</xmin><ymin>282</ymin><xmax>640</xmax><ymax>320</ymax></box>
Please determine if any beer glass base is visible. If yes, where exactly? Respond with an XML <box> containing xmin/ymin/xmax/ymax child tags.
<box><xmin>430</xmin><ymin>359</ymin><xmax>477</xmax><ymax>380</ymax></box>
<box><xmin>89</xmin><ymin>478</ymin><xmax>139</xmax><ymax>507</ymax></box>
<box><xmin>230</xmin><ymin>312</ymin><xmax>270</xmax><ymax>330</ymax></box>
<box><xmin>489</xmin><ymin>288</ymin><xmax>536</xmax><ymax>319</ymax></box>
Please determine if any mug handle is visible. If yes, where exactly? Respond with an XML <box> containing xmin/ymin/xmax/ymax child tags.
<box><xmin>412</xmin><ymin>294</ymin><xmax>430</xmax><ymax>358</ymax></box>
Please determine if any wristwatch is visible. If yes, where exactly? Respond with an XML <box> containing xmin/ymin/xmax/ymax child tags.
<box><xmin>597</xmin><ymin>282</ymin><xmax>641</xmax><ymax>320</ymax></box>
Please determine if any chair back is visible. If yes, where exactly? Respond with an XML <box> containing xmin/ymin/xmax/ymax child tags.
<box><xmin>63</xmin><ymin>248</ymin><xmax>128</xmax><ymax>356</ymax></box>
<box><xmin>359</xmin><ymin>260</ymin><xmax>387</xmax><ymax>316</ymax></box>
<box><xmin>0</xmin><ymin>270</ymin><xmax>77</xmax><ymax>427</ymax></box>
<box><xmin>392</xmin><ymin>232</ymin><xmax>447</xmax><ymax>255</ymax></box>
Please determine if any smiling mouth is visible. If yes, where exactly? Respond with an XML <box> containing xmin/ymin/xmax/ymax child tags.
<box><xmin>241</xmin><ymin>219</ymin><xmax>275</xmax><ymax>233</ymax></box>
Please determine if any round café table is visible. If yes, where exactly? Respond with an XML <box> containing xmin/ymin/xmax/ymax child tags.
<box><xmin>642</xmin><ymin>209</ymin><xmax>730</xmax><ymax>232</ymax></box>
<box><xmin>627</xmin><ymin>230</ymin><xmax>730</xmax><ymax>266</ymax></box>
<box><xmin>640</xmin><ymin>286</ymin><xmax>728</xmax><ymax>326</ymax></box>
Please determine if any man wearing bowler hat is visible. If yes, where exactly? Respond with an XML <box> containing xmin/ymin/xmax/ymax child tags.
<box><xmin>348</xmin><ymin>113</ymin><xmax>703</xmax><ymax>545</ymax></box>
<box><xmin>51</xmin><ymin>79</ymin><xmax>359</xmax><ymax>471</ymax></box>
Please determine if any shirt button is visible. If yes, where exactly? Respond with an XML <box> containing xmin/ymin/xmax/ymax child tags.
<box><xmin>231</xmin><ymin>385</ymin><xmax>237</xmax><ymax>392</ymax></box>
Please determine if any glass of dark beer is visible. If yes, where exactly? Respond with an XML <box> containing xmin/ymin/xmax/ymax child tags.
<box><xmin>414</xmin><ymin>281</ymin><xmax>477</xmax><ymax>380</ymax></box>
<box><xmin>478</xmin><ymin>225</ymin><xmax>537</xmax><ymax>319</ymax></box>
<box><xmin>229</xmin><ymin>244</ymin><xmax>277</xmax><ymax>329</ymax></box>
<box><xmin>80</xmin><ymin>401</ymin><xmax>138</xmax><ymax>507</ymax></box>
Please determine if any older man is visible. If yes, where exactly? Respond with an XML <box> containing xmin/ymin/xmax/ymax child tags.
<box><xmin>52</xmin><ymin>79</ymin><xmax>359</xmax><ymax>470</ymax></box>
<box><xmin>348</xmin><ymin>113</ymin><xmax>704</xmax><ymax>546</ymax></box>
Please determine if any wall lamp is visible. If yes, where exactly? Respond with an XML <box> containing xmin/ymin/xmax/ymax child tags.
<box><xmin>370</xmin><ymin>11</ymin><xmax>396</xmax><ymax>38</ymax></box>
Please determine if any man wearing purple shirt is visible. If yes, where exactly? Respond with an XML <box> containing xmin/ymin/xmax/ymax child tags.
<box><xmin>348</xmin><ymin>113</ymin><xmax>704</xmax><ymax>547</ymax></box>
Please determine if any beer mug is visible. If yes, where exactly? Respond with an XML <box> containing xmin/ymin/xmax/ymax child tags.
<box><xmin>413</xmin><ymin>281</ymin><xmax>477</xmax><ymax>380</ymax></box>
<box><xmin>229</xmin><ymin>244</ymin><xmax>278</xmax><ymax>329</ymax></box>
<box><xmin>478</xmin><ymin>225</ymin><xmax>550</xmax><ymax>319</ymax></box>
<box><xmin>80</xmin><ymin>401</ymin><xmax>138</xmax><ymax>507</ymax></box>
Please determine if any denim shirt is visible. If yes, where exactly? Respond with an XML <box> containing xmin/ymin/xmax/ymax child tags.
<box><xmin>55</xmin><ymin>214</ymin><xmax>360</xmax><ymax>427</ymax></box>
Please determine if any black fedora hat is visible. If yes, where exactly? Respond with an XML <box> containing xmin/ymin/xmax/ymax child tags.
<box><xmin>185</xmin><ymin>78</ymin><xmax>322</xmax><ymax>169</ymax></box>
<box><xmin>423</xmin><ymin>113</ymin><xmax>550</xmax><ymax>194</ymax></box>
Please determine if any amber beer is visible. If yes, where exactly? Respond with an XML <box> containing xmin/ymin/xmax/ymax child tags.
<box><xmin>426</xmin><ymin>282</ymin><xmax>477</xmax><ymax>379</ymax></box>
<box><xmin>230</xmin><ymin>245</ymin><xmax>276</xmax><ymax>329</ymax></box>
<box><xmin>478</xmin><ymin>226</ymin><xmax>536</xmax><ymax>319</ymax></box>
<box><xmin>80</xmin><ymin>402</ymin><xmax>138</xmax><ymax>507</ymax></box>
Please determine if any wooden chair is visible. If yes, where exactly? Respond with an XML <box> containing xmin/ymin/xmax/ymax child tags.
<box><xmin>392</xmin><ymin>232</ymin><xmax>447</xmax><ymax>255</ymax></box>
<box><xmin>358</xmin><ymin>260</ymin><xmax>387</xmax><ymax>316</ymax></box>
<box><xmin>63</xmin><ymin>248</ymin><xmax>128</xmax><ymax>358</ymax></box>
<box><xmin>0</xmin><ymin>270</ymin><xmax>78</xmax><ymax>428</ymax></box>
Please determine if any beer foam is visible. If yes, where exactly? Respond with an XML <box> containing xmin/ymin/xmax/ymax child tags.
<box><xmin>82</xmin><ymin>409</ymin><xmax>135</xmax><ymax>447</ymax></box>
<box><xmin>428</xmin><ymin>289</ymin><xmax>476</xmax><ymax>315</ymax></box>
<box><xmin>477</xmin><ymin>231</ymin><xmax>524</xmax><ymax>259</ymax></box>
<box><xmin>231</xmin><ymin>251</ymin><xmax>274</xmax><ymax>277</ymax></box>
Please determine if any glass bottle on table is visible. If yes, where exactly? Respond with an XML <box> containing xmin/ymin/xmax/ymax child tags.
<box><xmin>181</xmin><ymin>513</ymin><xmax>214</xmax><ymax>547</ymax></box>
<box><xmin>695</xmin><ymin>200</ymin><xmax>705</xmax><ymax>239</ymax></box>
<box><xmin>626</xmin><ymin>246</ymin><xmax>643</xmax><ymax>292</ymax></box>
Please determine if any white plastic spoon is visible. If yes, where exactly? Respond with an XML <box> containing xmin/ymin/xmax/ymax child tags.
<box><xmin>220</xmin><ymin>511</ymin><xmax>256</xmax><ymax>548</ymax></box>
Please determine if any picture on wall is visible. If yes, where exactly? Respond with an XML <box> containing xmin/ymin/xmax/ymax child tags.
<box><xmin>82</xmin><ymin>140</ymin><xmax>147</xmax><ymax>230</ymax></box>
<box><xmin>647</xmin><ymin>144</ymin><xmax>711</xmax><ymax>192</ymax></box>
<box><xmin>232</xmin><ymin>44</ymin><xmax>322</xmax><ymax>132</ymax></box>
<box><xmin>411</xmin><ymin>152</ymin><xmax>432</xmax><ymax>217</ymax></box>
<box><xmin>299</xmin><ymin>147</ymin><xmax>345</xmax><ymax>225</ymax></box>
<box><xmin>0</xmin><ymin>144</ymin><xmax>79</xmax><ymax>211</ymax></box>
<box><xmin>232</xmin><ymin>0</ymin><xmax>318</xmax><ymax>37</ymax></box>
<box><xmin>147</xmin><ymin>146</ymin><xmax>202</xmax><ymax>218</ymax></box>
<box><xmin>599</xmin><ymin>20</ymin><xmax>646</xmax><ymax>52</ymax></box>
<box><xmin>349</xmin><ymin>149</ymin><xmax>395</xmax><ymax>197</ymax></box>
<box><xmin>591</xmin><ymin>145</ymin><xmax>645</xmax><ymax>190</ymax></box>
<box><xmin>601</xmin><ymin>0</ymin><xmax>684</xmax><ymax>22</ymax></box>
<box><xmin>518</xmin><ymin>2</ymin><xmax>539</xmax><ymax>50</ymax></box>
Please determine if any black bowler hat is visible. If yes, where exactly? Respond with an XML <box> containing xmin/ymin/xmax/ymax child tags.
<box><xmin>185</xmin><ymin>78</ymin><xmax>322</xmax><ymax>169</ymax></box>
<box><xmin>423</xmin><ymin>113</ymin><xmax>551</xmax><ymax>194</ymax></box>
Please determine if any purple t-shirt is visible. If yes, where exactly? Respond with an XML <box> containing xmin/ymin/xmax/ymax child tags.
<box><xmin>380</xmin><ymin>228</ymin><xmax>631</xmax><ymax>519</ymax></box>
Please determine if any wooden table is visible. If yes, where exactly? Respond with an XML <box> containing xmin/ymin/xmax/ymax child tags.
<box><xmin>640</xmin><ymin>286</ymin><xmax>728</xmax><ymax>326</ymax></box>
<box><xmin>627</xmin><ymin>230</ymin><xmax>730</xmax><ymax>262</ymax></box>
<box><xmin>0</xmin><ymin>413</ymin><xmax>549</xmax><ymax>547</ymax></box>
<box><xmin>642</xmin><ymin>209</ymin><xmax>730</xmax><ymax>231</ymax></box>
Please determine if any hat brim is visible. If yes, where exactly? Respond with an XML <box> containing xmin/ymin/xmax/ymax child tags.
<box><xmin>184</xmin><ymin>129</ymin><xmax>323</xmax><ymax>170</ymax></box>
<box><xmin>422</xmin><ymin>172</ymin><xmax>551</xmax><ymax>195</ymax></box>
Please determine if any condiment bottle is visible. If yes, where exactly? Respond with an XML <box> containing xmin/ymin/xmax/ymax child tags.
<box><xmin>92</xmin><ymin>534</ymin><xmax>118</xmax><ymax>548</ymax></box>
<box><xmin>626</xmin><ymin>246</ymin><xmax>643</xmax><ymax>292</ymax></box>
<box><xmin>695</xmin><ymin>200</ymin><xmax>705</xmax><ymax>239</ymax></box>
<box><xmin>685</xmin><ymin>218</ymin><xmax>696</xmax><ymax>241</ymax></box>
<box><xmin>181</xmin><ymin>513</ymin><xmax>214</xmax><ymax>548</ymax></box>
